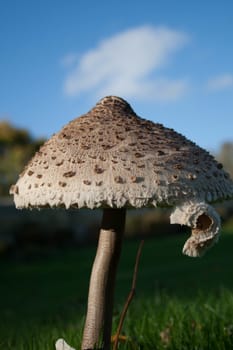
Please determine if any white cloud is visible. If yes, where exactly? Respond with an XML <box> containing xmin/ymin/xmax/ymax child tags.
<box><xmin>63</xmin><ymin>25</ymin><xmax>189</xmax><ymax>101</ymax></box>
<box><xmin>206</xmin><ymin>74</ymin><xmax>233</xmax><ymax>92</ymax></box>
<box><xmin>60</xmin><ymin>53</ymin><xmax>80</xmax><ymax>68</ymax></box>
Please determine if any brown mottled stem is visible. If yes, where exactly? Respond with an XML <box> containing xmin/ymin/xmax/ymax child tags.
<box><xmin>81</xmin><ymin>208</ymin><xmax>126</xmax><ymax>350</ymax></box>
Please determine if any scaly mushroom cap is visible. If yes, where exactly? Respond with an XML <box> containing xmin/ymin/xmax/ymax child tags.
<box><xmin>10</xmin><ymin>96</ymin><xmax>233</xmax><ymax>210</ymax></box>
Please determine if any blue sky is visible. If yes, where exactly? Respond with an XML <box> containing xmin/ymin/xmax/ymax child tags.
<box><xmin>1</xmin><ymin>0</ymin><xmax>233</xmax><ymax>152</ymax></box>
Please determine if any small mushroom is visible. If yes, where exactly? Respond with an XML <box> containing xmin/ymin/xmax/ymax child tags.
<box><xmin>170</xmin><ymin>201</ymin><xmax>220</xmax><ymax>257</ymax></box>
<box><xmin>55</xmin><ymin>338</ymin><xmax>76</xmax><ymax>350</ymax></box>
<box><xmin>10</xmin><ymin>96</ymin><xmax>233</xmax><ymax>350</ymax></box>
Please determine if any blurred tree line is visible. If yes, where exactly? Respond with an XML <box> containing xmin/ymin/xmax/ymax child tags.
<box><xmin>0</xmin><ymin>120</ymin><xmax>232</xmax><ymax>197</ymax></box>
<box><xmin>0</xmin><ymin>121</ymin><xmax>44</xmax><ymax>196</ymax></box>
<box><xmin>217</xmin><ymin>142</ymin><xmax>233</xmax><ymax>178</ymax></box>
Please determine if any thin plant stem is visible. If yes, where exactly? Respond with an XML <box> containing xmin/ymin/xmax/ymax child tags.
<box><xmin>113</xmin><ymin>240</ymin><xmax>145</xmax><ymax>350</ymax></box>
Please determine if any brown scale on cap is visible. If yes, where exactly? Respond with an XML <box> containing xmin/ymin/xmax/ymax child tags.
<box><xmin>63</xmin><ymin>171</ymin><xmax>76</xmax><ymax>178</ymax></box>
<box><xmin>94</xmin><ymin>165</ymin><xmax>105</xmax><ymax>174</ymax></box>
<box><xmin>10</xmin><ymin>95</ymin><xmax>233</xmax><ymax>210</ymax></box>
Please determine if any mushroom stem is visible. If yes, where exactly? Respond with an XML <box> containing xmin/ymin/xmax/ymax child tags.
<box><xmin>81</xmin><ymin>208</ymin><xmax>126</xmax><ymax>350</ymax></box>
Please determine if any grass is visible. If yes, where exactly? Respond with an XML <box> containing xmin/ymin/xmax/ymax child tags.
<box><xmin>1</xmin><ymin>231</ymin><xmax>233</xmax><ymax>349</ymax></box>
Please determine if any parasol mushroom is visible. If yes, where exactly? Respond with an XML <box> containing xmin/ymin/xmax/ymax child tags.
<box><xmin>10</xmin><ymin>96</ymin><xmax>233</xmax><ymax>350</ymax></box>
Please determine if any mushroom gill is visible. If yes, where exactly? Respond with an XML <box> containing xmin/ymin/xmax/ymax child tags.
<box><xmin>170</xmin><ymin>201</ymin><xmax>220</xmax><ymax>257</ymax></box>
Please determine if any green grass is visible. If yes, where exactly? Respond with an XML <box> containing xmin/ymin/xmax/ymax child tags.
<box><xmin>1</xmin><ymin>231</ymin><xmax>233</xmax><ymax>349</ymax></box>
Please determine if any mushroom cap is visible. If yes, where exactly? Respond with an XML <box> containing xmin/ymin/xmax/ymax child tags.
<box><xmin>10</xmin><ymin>96</ymin><xmax>233</xmax><ymax>209</ymax></box>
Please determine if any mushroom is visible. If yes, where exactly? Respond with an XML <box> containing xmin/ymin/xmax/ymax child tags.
<box><xmin>10</xmin><ymin>96</ymin><xmax>233</xmax><ymax>350</ymax></box>
<box><xmin>56</xmin><ymin>339</ymin><xmax>76</xmax><ymax>350</ymax></box>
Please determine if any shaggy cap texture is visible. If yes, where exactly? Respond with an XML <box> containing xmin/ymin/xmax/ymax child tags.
<box><xmin>10</xmin><ymin>96</ymin><xmax>233</xmax><ymax>209</ymax></box>
<box><xmin>170</xmin><ymin>201</ymin><xmax>221</xmax><ymax>257</ymax></box>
